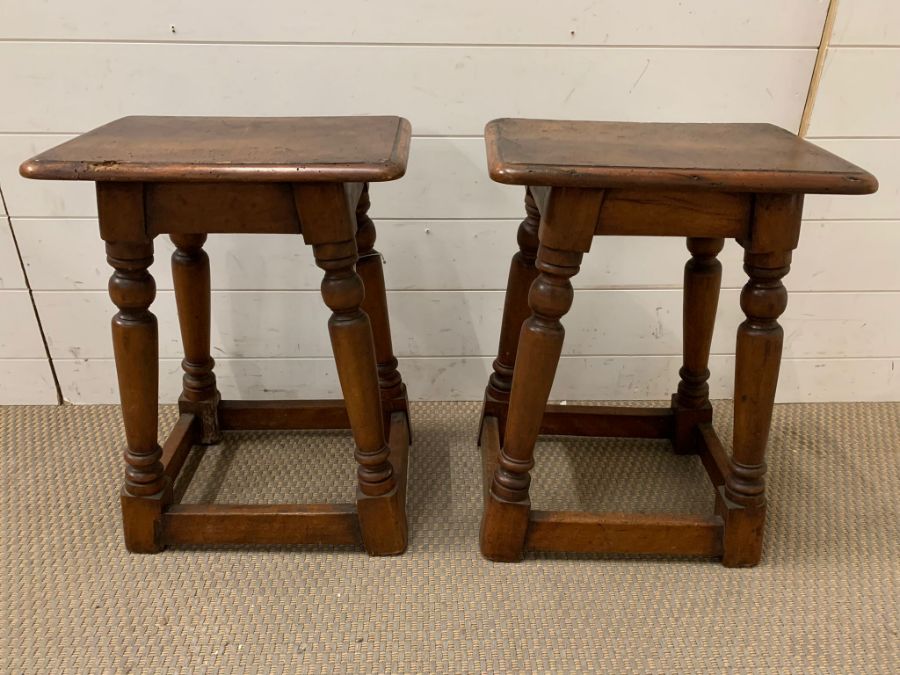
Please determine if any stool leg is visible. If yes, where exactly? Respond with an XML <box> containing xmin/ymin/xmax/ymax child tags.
<box><xmin>480</xmin><ymin>244</ymin><xmax>582</xmax><ymax>561</ymax></box>
<box><xmin>720</xmin><ymin>249</ymin><xmax>791</xmax><ymax>567</ymax></box>
<box><xmin>482</xmin><ymin>188</ymin><xmax>541</xmax><ymax>444</ymax></box>
<box><xmin>354</xmin><ymin>184</ymin><xmax>408</xmax><ymax>430</ymax></box>
<box><xmin>314</xmin><ymin>239</ymin><xmax>407</xmax><ymax>555</ymax></box>
<box><xmin>171</xmin><ymin>233</ymin><xmax>221</xmax><ymax>444</ymax></box>
<box><xmin>672</xmin><ymin>237</ymin><xmax>724</xmax><ymax>454</ymax></box>
<box><xmin>107</xmin><ymin>240</ymin><xmax>169</xmax><ymax>553</ymax></box>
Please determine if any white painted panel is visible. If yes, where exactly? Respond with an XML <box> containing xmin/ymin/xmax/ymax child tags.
<box><xmin>803</xmin><ymin>140</ymin><xmax>900</xmax><ymax>219</ymax></box>
<box><xmin>551</xmin><ymin>355</ymin><xmax>900</xmax><ymax>403</ymax></box>
<box><xmin>806</xmin><ymin>48</ymin><xmax>900</xmax><ymax>136</ymax></box>
<box><xmin>791</xmin><ymin>220</ymin><xmax>900</xmax><ymax>291</ymax></box>
<box><xmin>0</xmin><ymin>291</ymin><xmax>47</xmax><ymax>357</ymax></box>
<box><xmin>0</xmin><ymin>134</ymin><xmax>93</xmax><ymax>217</ymax></box>
<box><xmin>774</xmin><ymin>357</ymin><xmax>900</xmax><ymax>402</ymax></box>
<box><xmin>0</xmin><ymin>359</ymin><xmax>58</xmax><ymax>404</ymax></box>
<box><xmin>34</xmin><ymin>289</ymin><xmax>900</xmax><ymax>361</ymax></box>
<box><xmin>12</xmin><ymin>218</ymin><xmax>723</xmax><ymax>291</ymax></box>
<box><xmin>37</xmin><ymin>291</ymin><xmax>331</xmax><ymax>360</ymax></box>
<box><xmin>0</xmin><ymin>222</ymin><xmax>26</xmax><ymax>289</ymax></box>
<box><xmin>832</xmin><ymin>0</ymin><xmax>900</xmax><ymax>45</ymax></box>
<box><xmin>0</xmin><ymin>1</ymin><xmax>829</xmax><ymax>46</ymax></box>
<box><xmin>0</xmin><ymin>43</ymin><xmax>814</xmax><ymax>134</ymax></box>
<box><xmin>52</xmin><ymin>355</ymin><xmax>900</xmax><ymax>404</ymax></box>
<box><xmin>373</xmin><ymin>138</ymin><xmax>518</xmax><ymax>220</ymax></box>
<box><xmin>15</xmin><ymin>218</ymin><xmax>900</xmax><ymax>292</ymax></box>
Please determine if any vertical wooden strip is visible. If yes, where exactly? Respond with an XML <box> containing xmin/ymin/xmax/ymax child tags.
<box><xmin>799</xmin><ymin>0</ymin><xmax>839</xmax><ymax>136</ymax></box>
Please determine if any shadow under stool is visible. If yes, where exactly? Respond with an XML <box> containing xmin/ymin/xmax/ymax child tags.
<box><xmin>478</xmin><ymin>118</ymin><xmax>877</xmax><ymax>566</ymax></box>
<box><xmin>21</xmin><ymin>115</ymin><xmax>412</xmax><ymax>555</ymax></box>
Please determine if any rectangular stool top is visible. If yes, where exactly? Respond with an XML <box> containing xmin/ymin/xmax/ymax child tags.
<box><xmin>20</xmin><ymin>116</ymin><xmax>411</xmax><ymax>183</ymax></box>
<box><xmin>485</xmin><ymin>118</ymin><xmax>877</xmax><ymax>194</ymax></box>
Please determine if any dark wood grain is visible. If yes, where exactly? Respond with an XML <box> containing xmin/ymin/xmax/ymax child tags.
<box><xmin>218</xmin><ymin>400</ymin><xmax>352</xmax><ymax>431</ymax></box>
<box><xmin>483</xmin><ymin>188</ymin><xmax>541</xmax><ymax>443</ymax></box>
<box><xmin>160</xmin><ymin>413</ymin><xmax>200</xmax><ymax>482</ymax></box>
<box><xmin>526</xmin><ymin>511</ymin><xmax>724</xmax><ymax>556</ymax></box>
<box><xmin>539</xmin><ymin>404</ymin><xmax>673</xmax><ymax>439</ymax></box>
<box><xmin>722</xmin><ymin>250</ymin><xmax>791</xmax><ymax>567</ymax></box>
<box><xmin>355</xmin><ymin>184</ymin><xmax>407</xmax><ymax>427</ymax></box>
<box><xmin>24</xmin><ymin>115</ymin><xmax>411</xmax><ymax>556</ymax></box>
<box><xmin>20</xmin><ymin>115</ymin><xmax>411</xmax><ymax>182</ymax></box>
<box><xmin>698</xmin><ymin>423</ymin><xmax>730</xmax><ymax>488</ymax></box>
<box><xmin>672</xmin><ymin>237</ymin><xmax>723</xmax><ymax>454</ymax></box>
<box><xmin>478</xmin><ymin>119</ymin><xmax>875</xmax><ymax>566</ymax></box>
<box><xmin>386</xmin><ymin>412</ymin><xmax>410</xmax><ymax>513</ymax></box>
<box><xmin>147</xmin><ymin>183</ymin><xmax>301</xmax><ymax>234</ymax></box>
<box><xmin>106</xmin><ymin>233</ymin><xmax>170</xmax><ymax>553</ymax></box>
<box><xmin>596</xmin><ymin>190</ymin><xmax>751</xmax><ymax>237</ymax></box>
<box><xmin>171</xmin><ymin>233</ymin><xmax>220</xmax><ymax>443</ymax></box>
<box><xmin>163</xmin><ymin>504</ymin><xmax>361</xmax><ymax>546</ymax></box>
<box><xmin>481</xmin><ymin>243</ymin><xmax>587</xmax><ymax>562</ymax></box>
<box><xmin>485</xmin><ymin>118</ymin><xmax>878</xmax><ymax>193</ymax></box>
<box><xmin>314</xmin><ymin>234</ymin><xmax>407</xmax><ymax>556</ymax></box>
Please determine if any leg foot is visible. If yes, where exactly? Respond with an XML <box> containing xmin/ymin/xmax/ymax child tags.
<box><xmin>717</xmin><ymin>487</ymin><xmax>765</xmax><ymax>567</ymax></box>
<box><xmin>357</xmin><ymin>488</ymin><xmax>408</xmax><ymax>555</ymax></box>
<box><xmin>480</xmin><ymin>492</ymin><xmax>530</xmax><ymax>561</ymax></box>
<box><xmin>121</xmin><ymin>489</ymin><xmax>169</xmax><ymax>553</ymax></box>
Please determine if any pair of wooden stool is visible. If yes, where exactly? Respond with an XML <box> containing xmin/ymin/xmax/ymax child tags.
<box><xmin>21</xmin><ymin>115</ymin><xmax>876</xmax><ymax>566</ymax></box>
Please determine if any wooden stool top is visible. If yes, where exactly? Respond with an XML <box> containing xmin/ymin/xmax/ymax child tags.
<box><xmin>485</xmin><ymin>118</ymin><xmax>877</xmax><ymax>194</ymax></box>
<box><xmin>20</xmin><ymin>115</ymin><xmax>411</xmax><ymax>183</ymax></box>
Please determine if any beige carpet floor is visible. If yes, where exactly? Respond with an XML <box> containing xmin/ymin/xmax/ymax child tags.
<box><xmin>2</xmin><ymin>401</ymin><xmax>898</xmax><ymax>673</ymax></box>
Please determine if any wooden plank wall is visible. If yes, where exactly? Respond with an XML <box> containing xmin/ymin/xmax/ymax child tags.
<box><xmin>0</xmin><ymin>0</ymin><xmax>896</xmax><ymax>403</ymax></box>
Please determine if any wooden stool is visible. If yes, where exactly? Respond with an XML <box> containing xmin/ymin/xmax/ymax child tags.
<box><xmin>21</xmin><ymin>116</ymin><xmax>412</xmax><ymax>555</ymax></box>
<box><xmin>479</xmin><ymin>119</ymin><xmax>877</xmax><ymax>566</ymax></box>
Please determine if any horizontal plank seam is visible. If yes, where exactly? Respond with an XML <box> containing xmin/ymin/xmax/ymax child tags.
<box><xmin>28</xmin><ymin>288</ymin><xmax>900</xmax><ymax>295</ymax></box>
<box><xmin>0</xmin><ymin>39</ymin><xmax>821</xmax><ymax>49</ymax></box>
<box><xmin>44</xmin><ymin>355</ymin><xmax>900</xmax><ymax>363</ymax></box>
<box><xmin>10</xmin><ymin>216</ymin><xmax>900</xmax><ymax>224</ymax></box>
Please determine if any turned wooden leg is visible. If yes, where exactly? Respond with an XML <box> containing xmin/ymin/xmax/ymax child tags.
<box><xmin>481</xmin><ymin>188</ymin><xmax>540</xmax><ymax>444</ymax></box>
<box><xmin>720</xmin><ymin>249</ymin><xmax>791</xmax><ymax>567</ymax></box>
<box><xmin>354</xmin><ymin>184</ymin><xmax>407</xmax><ymax>429</ymax></box>
<box><xmin>171</xmin><ymin>233</ymin><xmax>221</xmax><ymax>444</ymax></box>
<box><xmin>315</xmin><ymin>239</ymin><xmax>407</xmax><ymax>555</ymax></box>
<box><xmin>672</xmin><ymin>237</ymin><xmax>724</xmax><ymax>454</ymax></box>
<box><xmin>480</xmin><ymin>244</ymin><xmax>582</xmax><ymax>561</ymax></box>
<box><xmin>107</xmin><ymin>240</ymin><xmax>169</xmax><ymax>553</ymax></box>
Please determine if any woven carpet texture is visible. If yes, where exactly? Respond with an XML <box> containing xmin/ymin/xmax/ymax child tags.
<box><xmin>2</xmin><ymin>401</ymin><xmax>898</xmax><ymax>673</ymax></box>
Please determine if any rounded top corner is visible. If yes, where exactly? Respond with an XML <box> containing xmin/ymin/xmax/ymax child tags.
<box><xmin>859</xmin><ymin>173</ymin><xmax>879</xmax><ymax>194</ymax></box>
<box><xmin>380</xmin><ymin>158</ymin><xmax>407</xmax><ymax>182</ymax></box>
<box><xmin>19</xmin><ymin>159</ymin><xmax>43</xmax><ymax>179</ymax></box>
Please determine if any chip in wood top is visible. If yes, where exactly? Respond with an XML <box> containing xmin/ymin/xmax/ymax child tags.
<box><xmin>20</xmin><ymin>116</ymin><xmax>411</xmax><ymax>183</ymax></box>
<box><xmin>485</xmin><ymin>118</ymin><xmax>878</xmax><ymax>194</ymax></box>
